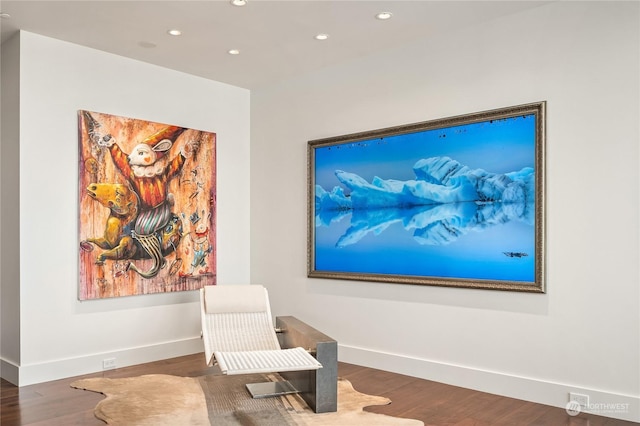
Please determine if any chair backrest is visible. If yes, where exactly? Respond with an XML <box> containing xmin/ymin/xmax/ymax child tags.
<box><xmin>200</xmin><ymin>285</ymin><xmax>281</xmax><ymax>365</ymax></box>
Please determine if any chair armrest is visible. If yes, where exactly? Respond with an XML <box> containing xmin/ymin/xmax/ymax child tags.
<box><xmin>275</xmin><ymin>316</ymin><xmax>335</xmax><ymax>352</ymax></box>
<box><xmin>275</xmin><ymin>316</ymin><xmax>337</xmax><ymax>413</ymax></box>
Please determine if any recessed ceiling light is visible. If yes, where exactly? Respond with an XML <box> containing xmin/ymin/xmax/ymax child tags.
<box><xmin>167</xmin><ymin>29</ymin><xmax>182</xmax><ymax>36</ymax></box>
<box><xmin>315</xmin><ymin>34</ymin><xmax>329</xmax><ymax>41</ymax></box>
<box><xmin>231</xmin><ymin>0</ymin><xmax>247</xmax><ymax>6</ymax></box>
<box><xmin>228</xmin><ymin>49</ymin><xmax>240</xmax><ymax>55</ymax></box>
<box><xmin>376</xmin><ymin>12</ymin><xmax>393</xmax><ymax>20</ymax></box>
<box><xmin>0</xmin><ymin>12</ymin><xmax>11</xmax><ymax>19</ymax></box>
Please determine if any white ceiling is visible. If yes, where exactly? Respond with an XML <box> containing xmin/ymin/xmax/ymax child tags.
<box><xmin>0</xmin><ymin>1</ymin><xmax>550</xmax><ymax>89</ymax></box>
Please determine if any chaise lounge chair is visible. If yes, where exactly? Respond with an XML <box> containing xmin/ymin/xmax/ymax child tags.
<box><xmin>199</xmin><ymin>284</ymin><xmax>337</xmax><ymax>413</ymax></box>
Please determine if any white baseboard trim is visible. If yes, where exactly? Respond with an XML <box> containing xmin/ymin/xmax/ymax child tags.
<box><xmin>1</xmin><ymin>358</ymin><xmax>19</xmax><ymax>385</ymax></box>
<box><xmin>339</xmin><ymin>344</ymin><xmax>639</xmax><ymax>423</ymax></box>
<box><xmin>6</xmin><ymin>336</ymin><xmax>204</xmax><ymax>387</ymax></box>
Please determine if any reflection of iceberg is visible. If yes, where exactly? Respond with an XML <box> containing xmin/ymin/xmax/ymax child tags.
<box><xmin>316</xmin><ymin>156</ymin><xmax>535</xmax><ymax>246</ymax></box>
<box><xmin>334</xmin><ymin>201</ymin><xmax>533</xmax><ymax>247</ymax></box>
<box><xmin>411</xmin><ymin>201</ymin><xmax>530</xmax><ymax>245</ymax></box>
<box><xmin>336</xmin><ymin>209</ymin><xmax>400</xmax><ymax>248</ymax></box>
<box><xmin>406</xmin><ymin>203</ymin><xmax>477</xmax><ymax>245</ymax></box>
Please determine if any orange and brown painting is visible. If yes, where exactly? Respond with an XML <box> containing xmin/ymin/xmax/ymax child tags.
<box><xmin>78</xmin><ymin>110</ymin><xmax>216</xmax><ymax>300</ymax></box>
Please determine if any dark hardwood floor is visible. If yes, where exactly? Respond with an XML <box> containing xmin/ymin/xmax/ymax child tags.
<box><xmin>0</xmin><ymin>353</ymin><xmax>636</xmax><ymax>425</ymax></box>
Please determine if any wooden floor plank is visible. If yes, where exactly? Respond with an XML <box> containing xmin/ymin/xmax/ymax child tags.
<box><xmin>0</xmin><ymin>353</ymin><xmax>637</xmax><ymax>426</ymax></box>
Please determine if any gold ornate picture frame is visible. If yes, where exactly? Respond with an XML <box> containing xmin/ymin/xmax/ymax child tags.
<box><xmin>308</xmin><ymin>102</ymin><xmax>546</xmax><ymax>292</ymax></box>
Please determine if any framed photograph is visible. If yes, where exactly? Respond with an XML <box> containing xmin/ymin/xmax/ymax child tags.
<box><xmin>308</xmin><ymin>102</ymin><xmax>546</xmax><ymax>292</ymax></box>
<box><xmin>78</xmin><ymin>111</ymin><xmax>216</xmax><ymax>300</ymax></box>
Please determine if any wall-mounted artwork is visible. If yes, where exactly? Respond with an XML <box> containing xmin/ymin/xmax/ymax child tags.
<box><xmin>78</xmin><ymin>111</ymin><xmax>216</xmax><ymax>300</ymax></box>
<box><xmin>308</xmin><ymin>102</ymin><xmax>546</xmax><ymax>292</ymax></box>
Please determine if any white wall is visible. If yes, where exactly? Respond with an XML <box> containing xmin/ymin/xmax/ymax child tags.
<box><xmin>0</xmin><ymin>31</ymin><xmax>251</xmax><ymax>385</ymax></box>
<box><xmin>251</xmin><ymin>1</ymin><xmax>639</xmax><ymax>422</ymax></box>
<box><xmin>1</xmin><ymin>32</ymin><xmax>21</xmax><ymax>385</ymax></box>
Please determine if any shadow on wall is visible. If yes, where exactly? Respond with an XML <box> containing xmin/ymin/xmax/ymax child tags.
<box><xmin>308</xmin><ymin>279</ymin><xmax>549</xmax><ymax>315</ymax></box>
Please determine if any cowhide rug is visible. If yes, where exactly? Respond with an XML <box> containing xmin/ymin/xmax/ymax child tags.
<box><xmin>71</xmin><ymin>373</ymin><xmax>423</xmax><ymax>425</ymax></box>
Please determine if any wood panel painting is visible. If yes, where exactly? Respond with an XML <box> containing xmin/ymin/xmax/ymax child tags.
<box><xmin>77</xmin><ymin>110</ymin><xmax>216</xmax><ymax>300</ymax></box>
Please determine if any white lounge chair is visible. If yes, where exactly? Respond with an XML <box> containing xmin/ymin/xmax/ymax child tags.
<box><xmin>200</xmin><ymin>284</ymin><xmax>337</xmax><ymax>413</ymax></box>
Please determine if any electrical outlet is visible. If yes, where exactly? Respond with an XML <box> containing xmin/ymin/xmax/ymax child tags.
<box><xmin>569</xmin><ymin>392</ymin><xmax>589</xmax><ymax>408</ymax></box>
<box><xmin>102</xmin><ymin>358</ymin><xmax>116</xmax><ymax>370</ymax></box>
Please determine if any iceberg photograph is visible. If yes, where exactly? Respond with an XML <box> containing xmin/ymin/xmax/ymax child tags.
<box><xmin>308</xmin><ymin>102</ymin><xmax>546</xmax><ymax>292</ymax></box>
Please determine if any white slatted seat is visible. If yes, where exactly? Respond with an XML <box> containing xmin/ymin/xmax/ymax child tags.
<box><xmin>215</xmin><ymin>347</ymin><xmax>321</xmax><ymax>375</ymax></box>
<box><xmin>200</xmin><ymin>285</ymin><xmax>322</xmax><ymax>376</ymax></box>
